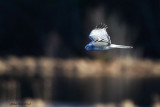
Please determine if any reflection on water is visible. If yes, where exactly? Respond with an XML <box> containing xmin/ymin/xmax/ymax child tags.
<box><xmin>0</xmin><ymin>100</ymin><xmax>136</xmax><ymax>107</ymax></box>
<box><xmin>0</xmin><ymin>100</ymin><xmax>160</xmax><ymax>107</ymax></box>
<box><xmin>0</xmin><ymin>56</ymin><xmax>160</xmax><ymax>106</ymax></box>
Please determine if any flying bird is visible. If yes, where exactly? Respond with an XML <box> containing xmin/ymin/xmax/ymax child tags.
<box><xmin>85</xmin><ymin>23</ymin><xmax>133</xmax><ymax>50</ymax></box>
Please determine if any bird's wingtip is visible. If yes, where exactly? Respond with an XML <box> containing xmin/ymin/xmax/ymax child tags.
<box><xmin>95</xmin><ymin>23</ymin><xmax>108</xmax><ymax>29</ymax></box>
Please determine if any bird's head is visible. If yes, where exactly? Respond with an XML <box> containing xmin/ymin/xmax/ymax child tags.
<box><xmin>85</xmin><ymin>44</ymin><xmax>95</xmax><ymax>50</ymax></box>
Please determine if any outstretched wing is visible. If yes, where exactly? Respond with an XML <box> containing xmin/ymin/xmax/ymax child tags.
<box><xmin>89</xmin><ymin>23</ymin><xmax>111</xmax><ymax>44</ymax></box>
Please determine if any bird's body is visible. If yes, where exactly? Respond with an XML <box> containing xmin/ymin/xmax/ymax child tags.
<box><xmin>85</xmin><ymin>23</ymin><xmax>133</xmax><ymax>50</ymax></box>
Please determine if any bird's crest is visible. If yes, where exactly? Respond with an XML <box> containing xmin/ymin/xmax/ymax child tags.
<box><xmin>95</xmin><ymin>23</ymin><xmax>108</xmax><ymax>29</ymax></box>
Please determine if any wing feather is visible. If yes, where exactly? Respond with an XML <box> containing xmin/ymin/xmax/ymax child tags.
<box><xmin>89</xmin><ymin>23</ymin><xmax>111</xmax><ymax>44</ymax></box>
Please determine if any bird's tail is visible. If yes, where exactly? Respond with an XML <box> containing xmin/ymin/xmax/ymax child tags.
<box><xmin>110</xmin><ymin>44</ymin><xmax>133</xmax><ymax>49</ymax></box>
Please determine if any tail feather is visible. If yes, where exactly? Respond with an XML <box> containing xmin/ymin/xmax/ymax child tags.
<box><xmin>110</xmin><ymin>44</ymin><xmax>133</xmax><ymax>49</ymax></box>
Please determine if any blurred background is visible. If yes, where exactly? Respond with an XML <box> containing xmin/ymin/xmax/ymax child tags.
<box><xmin>0</xmin><ymin>0</ymin><xmax>160</xmax><ymax>107</ymax></box>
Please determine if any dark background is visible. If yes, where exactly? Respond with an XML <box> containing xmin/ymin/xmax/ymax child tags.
<box><xmin>0</xmin><ymin>0</ymin><xmax>160</xmax><ymax>58</ymax></box>
<box><xmin>0</xmin><ymin>0</ymin><xmax>160</xmax><ymax>107</ymax></box>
